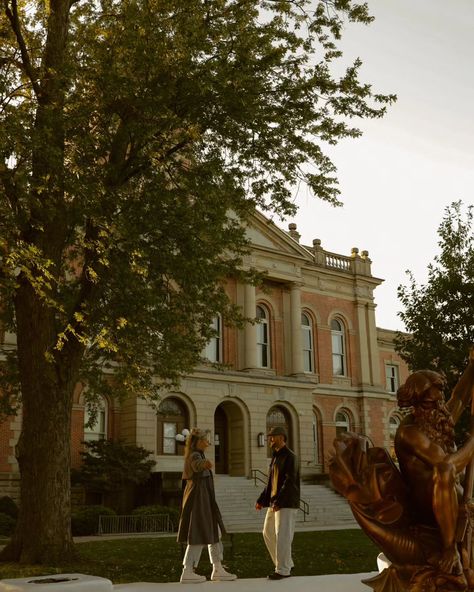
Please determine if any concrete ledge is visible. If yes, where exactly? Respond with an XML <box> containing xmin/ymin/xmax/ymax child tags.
<box><xmin>0</xmin><ymin>573</ymin><xmax>113</xmax><ymax>591</ymax></box>
<box><xmin>114</xmin><ymin>573</ymin><xmax>378</xmax><ymax>592</ymax></box>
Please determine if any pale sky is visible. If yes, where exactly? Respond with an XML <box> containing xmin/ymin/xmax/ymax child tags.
<box><xmin>283</xmin><ymin>0</ymin><xmax>474</xmax><ymax>331</ymax></box>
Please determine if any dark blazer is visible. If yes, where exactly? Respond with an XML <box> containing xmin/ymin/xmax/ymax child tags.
<box><xmin>257</xmin><ymin>445</ymin><xmax>300</xmax><ymax>509</ymax></box>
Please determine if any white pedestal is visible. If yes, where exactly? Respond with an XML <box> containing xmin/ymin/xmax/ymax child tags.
<box><xmin>0</xmin><ymin>573</ymin><xmax>113</xmax><ymax>591</ymax></box>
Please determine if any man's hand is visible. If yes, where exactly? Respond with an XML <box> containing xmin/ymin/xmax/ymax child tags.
<box><xmin>255</xmin><ymin>503</ymin><xmax>262</xmax><ymax>510</ymax></box>
<box><xmin>272</xmin><ymin>504</ymin><xmax>280</xmax><ymax>512</ymax></box>
<box><xmin>204</xmin><ymin>460</ymin><xmax>213</xmax><ymax>469</ymax></box>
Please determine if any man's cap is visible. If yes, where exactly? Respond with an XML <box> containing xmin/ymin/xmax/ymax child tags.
<box><xmin>267</xmin><ymin>426</ymin><xmax>287</xmax><ymax>438</ymax></box>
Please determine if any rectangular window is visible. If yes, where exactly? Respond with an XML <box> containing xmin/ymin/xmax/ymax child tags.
<box><xmin>203</xmin><ymin>316</ymin><xmax>221</xmax><ymax>363</ymax></box>
<box><xmin>84</xmin><ymin>407</ymin><xmax>106</xmax><ymax>442</ymax></box>
<box><xmin>302</xmin><ymin>327</ymin><xmax>313</xmax><ymax>373</ymax></box>
<box><xmin>257</xmin><ymin>323</ymin><xmax>269</xmax><ymax>367</ymax></box>
<box><xmin>163</xmin><ymin>422</ymin><xmax>177</xmax><ymax>454</ymax></box>
<box><xmin>386</xmin><ymin>364</ymin><xmax>399</xmax><ymax>393</ymax></box>
<box><xmin>332</xmin><ymin>334</ymin><xmax>344</xmax><ymax>375</ymax></box>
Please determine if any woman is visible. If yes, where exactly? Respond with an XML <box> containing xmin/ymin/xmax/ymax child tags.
<box><xmin>177</xmin><ymin>428</ymin><xmax>237</xmax><ymax>583</ymax></box>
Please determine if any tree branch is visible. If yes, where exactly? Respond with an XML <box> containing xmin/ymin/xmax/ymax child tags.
<box><xmin>3</xmin><ymin>0</ymin><xmax>41</xmax><ymax>97</ymax></box>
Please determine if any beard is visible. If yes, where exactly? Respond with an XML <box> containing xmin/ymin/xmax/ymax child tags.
<box><xmin>413</xmin><ymin>402</ymin><xmax>456</xmax><ymax>453</ymax></box>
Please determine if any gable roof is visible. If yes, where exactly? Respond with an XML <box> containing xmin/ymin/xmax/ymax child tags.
<box><xmin>245</xmin><ymin>210</ymin><xmax>314</xmax><ymax>263</ymax></box>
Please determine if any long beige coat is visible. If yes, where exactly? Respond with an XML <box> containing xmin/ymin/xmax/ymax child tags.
<box><xmin>177</xmin><ymin>450</ymin><xmax>226</xmax><ymax>545</ymax></box>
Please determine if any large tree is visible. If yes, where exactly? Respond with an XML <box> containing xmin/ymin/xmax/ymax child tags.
<box><xmin>395</xmin><ymin>201</ymin><xmax>474</xmax><ymax>391</ymax></box>
<box><xmin>0</xmin><ymin>0</ymin><xmax>394</xmax><ymax>562</ymax></box>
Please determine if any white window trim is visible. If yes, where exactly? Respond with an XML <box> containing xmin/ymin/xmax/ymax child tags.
<box><xmin>203</xmin><ymin>314</ymin><xmax>222</xmax><ymax>363</ymax></box>
<box><xmin>331</xmin><ymin>319</ymin><xmax>346</xmax><ymax>376</ymax></box>
<box><xmin>302</xmin><ymin>312</ymin><xmax>314</xmax><ymax>373</ymax></box>
<box><xmin>385</xmin><ymin>363</ymin><xmax>400</xmax><ymax>394</ymax></box>
<box><xmin>256</xmin><ymin>305</ymin><xmax>270</xmax><ymax>368</ymax></box>
<box><xmin>84</xmin><ymin>396</ymin><xmax>108</xmax><ymax>442</ymax></box>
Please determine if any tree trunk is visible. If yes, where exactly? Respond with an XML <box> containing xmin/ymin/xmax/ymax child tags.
<box><xmin>1</xmin><ymin>280</ymin><xmax>81</xmax><ymax>563</ymax></box>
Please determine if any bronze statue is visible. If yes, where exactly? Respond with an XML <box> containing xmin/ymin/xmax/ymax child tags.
<box><xmin>329</xmin><ymin>350</ymin><xmax>474</xmax><ymax>592</ymax></box>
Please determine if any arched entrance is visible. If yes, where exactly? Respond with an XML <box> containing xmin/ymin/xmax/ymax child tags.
<box><xmin>214</xmin><ymin>401</ymin><xmax>246</xmax><ymax>476</ymax></box>
<box><xmin>266</xmin><ymin>405</ymin><xmax>293</xmax><ymax>458</ymax></box>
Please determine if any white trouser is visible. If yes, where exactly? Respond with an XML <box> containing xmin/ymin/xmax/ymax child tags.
<box><xmin>263</xmin><ymin>507</ymin><xmax>298</xmax><ymax>576</ymax></box>
<box><xmin>183</xmin><ymin>542</ymin><xmax>223</xmax><ymax>569</ymax></box>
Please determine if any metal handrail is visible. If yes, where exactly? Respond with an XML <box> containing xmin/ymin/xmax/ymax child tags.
<box><xmin>98</xmin><ymin>513</ymin><xmax>172</xmax><ymax>535</ymax></box>
<box><xmin>251</xmin><ymin>469</ymin><xmax>310</xmax><ymax>522</ymax></box>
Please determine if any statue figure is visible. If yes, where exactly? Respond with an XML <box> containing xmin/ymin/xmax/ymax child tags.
<box><xmin>329</xmin><ymin>350</ymin><xmax>474</xmax><ymax>592</ymax></box>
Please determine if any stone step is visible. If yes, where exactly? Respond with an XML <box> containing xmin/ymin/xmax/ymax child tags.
<box><xmin>213</xmin><ymin>475</ymin><xmax>356</xmax><ymax>531</ymax></box>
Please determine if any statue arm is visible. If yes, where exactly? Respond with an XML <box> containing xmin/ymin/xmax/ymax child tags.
<box><xmin>401</xmin><ymin>426</ymin><xmax>474</xmax><ymax>474</ymax></box>
<box><xmin>446</xmin><ymin>348</ymin><xmax>474</xmax><ymax>424</ymax></box>
<box><xmin>398</xmin><ymin>426</ymin><xmax>446</xmax><ymax>467</ymax></box>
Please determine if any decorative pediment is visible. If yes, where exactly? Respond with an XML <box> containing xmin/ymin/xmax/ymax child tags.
<box><xmin>245</xmin><ymin>210</ymin><xmax>313</xmax><ymax>262</ymax></box>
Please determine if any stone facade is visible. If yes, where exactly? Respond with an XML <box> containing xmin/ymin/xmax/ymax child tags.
<box><xmin>0</xmin><ymin>210</ymin><xmax>409</xmax><ymax>501</ymax></box>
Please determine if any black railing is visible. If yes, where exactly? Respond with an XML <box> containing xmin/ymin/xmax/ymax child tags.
<box><xmin>251</xmin><ymin>469</ymin><xmax>309</xmax><ymax>521</ymax></box>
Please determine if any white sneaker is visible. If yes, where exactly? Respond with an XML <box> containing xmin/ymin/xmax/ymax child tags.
<box><xmin>211</xmin><ymin>564</ymin><xmax>237</xmax><ymax>581</ymax></box>
<box><xmin>180</xmin><ymin>568</ymin><xmax>207</xmax><ymax>584</ymax></box>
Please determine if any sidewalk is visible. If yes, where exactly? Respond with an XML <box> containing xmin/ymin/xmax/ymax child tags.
<box><xmin>73</xmin><ymin>522</ymin><xmax>361</xmax><ymax>544</ymax></box>
<box><xmin>0</xmin><ymin>572</ymin><xmax>378</xmax><ymax>592</ymax></box>
<box><xmin>114</xmin><ymin>573</ymin><xmax>377</xmax><ymax>592</ymax></box>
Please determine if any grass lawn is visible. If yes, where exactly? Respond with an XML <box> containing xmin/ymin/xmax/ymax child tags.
<box><xmin>0</xmin><ymin>530</ymin><xmax>379</xmax><ymax>584</ymax></box>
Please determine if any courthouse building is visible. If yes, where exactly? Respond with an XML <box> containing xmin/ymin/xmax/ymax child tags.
<box><xmin>0</xmin><ymin>210</ymin><xmax>408</xmax><ymax>502</ymax></box>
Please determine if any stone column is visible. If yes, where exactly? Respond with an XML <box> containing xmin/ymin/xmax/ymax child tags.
<box><xmin>243</xmin><ymin>283</ymin><xmax>257</xmax><ymax>370</ymax></box>
<box><xmin>290</xmin><ymin>283</ymin><xmax>304</xmax><ymax>375</ymax></box>
<box><xmin>355</xmin><ymin>302</ymin><xmax>371</xmax><ymax>385</ymax></box>
<box><xmin>367</xmin><ymin>302</ymin><xmax>382</xmax><ymax>386</ymax></box>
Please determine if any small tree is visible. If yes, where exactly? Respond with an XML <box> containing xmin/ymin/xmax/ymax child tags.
<box><xmin>395</xmin><ymin>201</ymin><xmax>474</xmax><ymax>397</ymax></box>
<box><xmin>73</xmin><ymin>440</ymin><xmax>155</xmax><ymax>514</ymax></box>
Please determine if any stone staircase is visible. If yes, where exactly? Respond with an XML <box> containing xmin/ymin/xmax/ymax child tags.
<box><xmin>213</xmin><ymin>474</ymin><xmax>357</xmax><ymax>532</ymax></box>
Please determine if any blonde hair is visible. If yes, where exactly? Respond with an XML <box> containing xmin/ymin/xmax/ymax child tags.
<box><xmin>184</xmin><ymin>428</ymin><xmax>208</xmax><ymax>458</ymax></box>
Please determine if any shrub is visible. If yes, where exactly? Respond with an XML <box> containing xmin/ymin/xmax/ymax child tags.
<box><xmin>71</xmin><ymin>505</ymin><xmax>116</xmax><ymax>536</ymax></box>
<box><xmin>0</xmin><ymin>496</ymin><xmax>18</xmax><ymax>519</ymax></box>
<box><xmin>132</xmin><ymin>504</ymin><xmax>181</xmax><ymax>530</ymax></box>
<box><xmin>0</xmin><ymin>512</ymin><xmax>16</xmax><ymax>536</ymax></box>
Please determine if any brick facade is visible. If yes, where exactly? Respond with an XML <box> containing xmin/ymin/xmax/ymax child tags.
<box><xmin>0</xmin><ymin>211</ymin><xmax>409</xmax><ymax>501</ymax></box>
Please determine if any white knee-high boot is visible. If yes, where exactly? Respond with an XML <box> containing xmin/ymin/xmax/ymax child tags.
<box><xmin>211</xmin><ymin>562</ymin><xmax>237</xmax><ymax>581</ymax></box>
<box><xmin>180</xmin><ymin>545</ymin><xmax>206</xmax><ymax>584</ymax></box>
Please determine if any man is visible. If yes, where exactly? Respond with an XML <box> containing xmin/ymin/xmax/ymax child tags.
<box><xmin>395</xmin><ymin>350</ymin><xmax>474</xmax><ymax>576</ymax></box>
<box><xmin>255</xmin><ymin>426</ymin><xmax>300</xmax><ymax>580</ymax></box>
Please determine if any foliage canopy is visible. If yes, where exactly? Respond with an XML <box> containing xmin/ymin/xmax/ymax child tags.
<box><xmin>0</xmin><ymin>0</ymin><xmax>394</xmax><ymax>562</ymax></box>
<box><xmin>395</xmin><ymin>201</ymin><xmax>474</xmax><ymax>393</ymax></box>
<box><xmin>0</xmin><ymin>0</ymin><xmax>395</xmax><ymax>405</ymax></box>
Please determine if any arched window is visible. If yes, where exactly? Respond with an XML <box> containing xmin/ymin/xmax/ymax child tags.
<box><xmin>301</xmin><ymin>312</ymin><xmax>314</xmax><ymax>373</ymax></box>
<box><xmin>256</xmin><ymin>305</ymin><xmax>270</xmax><ymax>368</ymax></box>
<box><xmin>84</xmin><ymin>396</ymin><xmax>108</xmax><ymax>442</ymax></box>
<box><xmin>335</xmin><ymin>410</ymin><xmax>351</xmax><ymax>436</ymax></box>
<box><xmin>266</xmin><ymin>405</ymin><xmax>290</xmax><ymax>456</ymax></box>
<box><xmin>331</xmin><ymin>318</ymin><xmax>346</xmax><ymax>376</ymax></box>
<box><xmin>203</xmin><ymin>314</ymin><xmax>222</xmax><ymax>363</ymax></box>
<box><xmin>157</xmin><ymin>397</ymin><xmax>188</xmax><ymax>455</ymax></box>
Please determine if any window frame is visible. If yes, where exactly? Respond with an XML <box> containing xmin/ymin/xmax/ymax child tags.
<box><xmin>301</xmin><ymin>312</ymin><xmax>314</xmax><ymax>373</ymax></box>
<box><xmin>157</xmin><ymin>397</ymin><xmax>188</xmax><ymax>456</ymax></box>
<box><xmin>331</xmin><ymin>318</ymin><xmax>346</xmax><ymax>376</ymax></box>
<box><xmin>84</xmin><ymin>396</ymin><xmax>108</xmax><ymax>443</ymax></box>
<box><xmin>385</xmin><ymin>363</ymin><xmax>400</xmax><ymax>394</ymax></box>
<box><xmin>256</xmin><ymin>304</ymin><xmax>270</xmax><ymax>368</ymax></box>
<box><xmin>203</xmin><ymin>314</ymin><xmax>223</xmax><ymax>363</ymax></box>
<box><xmin>335</xmin><ymin>409</ymin><xmax>351</xmax><ymax>436</ymax></box>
